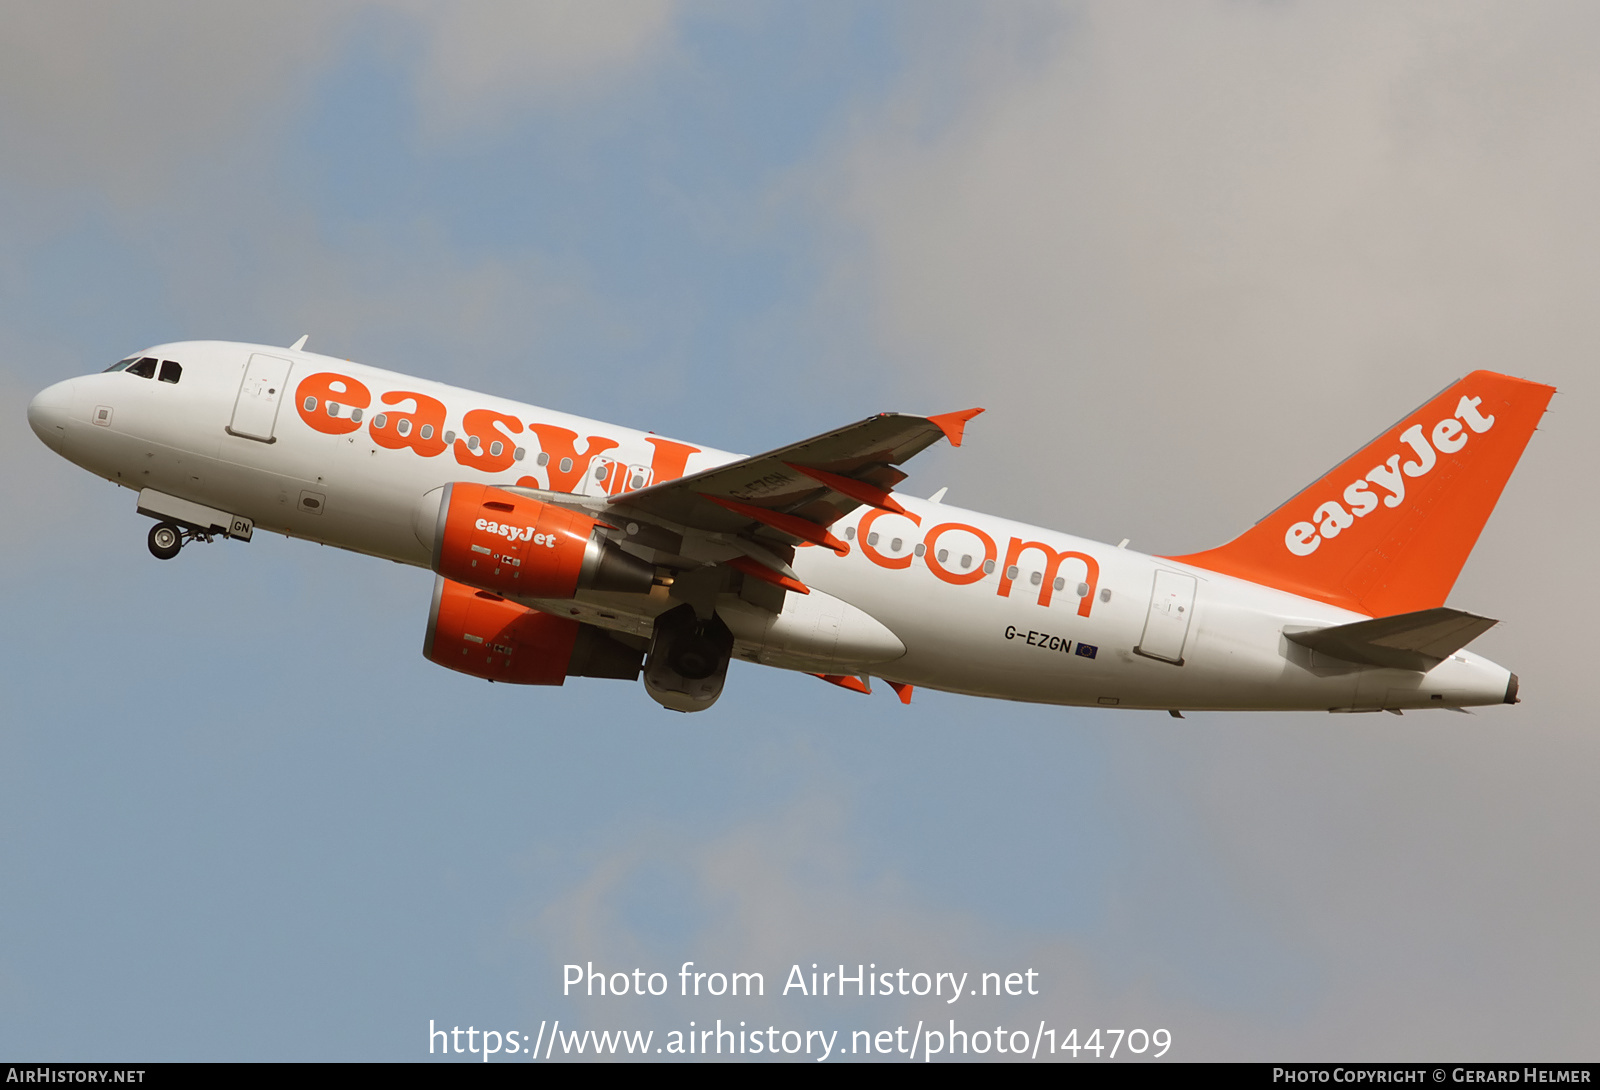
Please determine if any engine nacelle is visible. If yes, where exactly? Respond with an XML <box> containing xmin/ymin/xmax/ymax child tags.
<box><xmin>422</xmin><ymin>482</ymin><xmax>654</xmax><ymax>598</ymax></box>
<box><xmin>423</xmin><ymin>575</ymin><xmax>644</xmax><ymax>684</ymax></box>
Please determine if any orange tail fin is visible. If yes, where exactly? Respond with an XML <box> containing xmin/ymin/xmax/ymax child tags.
<box><xmin>1168</xmin><ymin>371</ymin><xmax>1555</xmax><ymax>617</ymax></box>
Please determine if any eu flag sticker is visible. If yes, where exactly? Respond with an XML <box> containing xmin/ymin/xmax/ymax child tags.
<box><xmin>1075</xmin><ymin>642</ymin><xmax>1098</xmax><ymax>659</ymax></box>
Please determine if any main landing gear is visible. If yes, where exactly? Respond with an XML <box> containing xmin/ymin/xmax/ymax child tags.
<box><xmin>146</xmin><ymin>521</ymin><xmax>215</xmax><ymax>561</ymax></box>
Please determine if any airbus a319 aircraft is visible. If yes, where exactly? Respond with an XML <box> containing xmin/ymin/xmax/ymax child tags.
<box><xmin>27</xmin><ymin>340</ymin><xmax>1553</xmax><ymax>714</ymax></box>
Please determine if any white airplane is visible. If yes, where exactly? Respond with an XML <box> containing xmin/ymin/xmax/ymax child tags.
<box><xmin>26</xmin><ymin>340</ymin><xmax>1553</xmax><ymax>714</ymax></box>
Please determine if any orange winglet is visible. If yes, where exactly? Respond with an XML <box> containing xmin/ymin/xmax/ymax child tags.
<box><xmin>926</xmin><ymin>408</ymin><xmax>985</xmax><ymax>448</ymax></box>
<box><xmin>813</xmin><ymin>673</ymin><xmax>871</xmax><ymax>694</ymax></box>
<box><xmin>886</xmin><ymin>681</ymin><xmax>913</xmax><ymax>705</ymax></box>
<box><xmin>726</xmin><ymin>555</ymin><xmax>810</xmax><ymax>595</ymax></box>
<box><xmin>785</xmin><ymin>463</ymin><xmax>908</xmax><ymax>516</ymax></box>
<box><xmin>702</xmin><ymin>494</ymin><xmax>849</xmax><ymax>555</ymax></box>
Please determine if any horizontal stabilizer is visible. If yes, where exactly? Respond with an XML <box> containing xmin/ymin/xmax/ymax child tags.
<box><xmin>1285</xmin><ymin>607</ymin><xmax>1497</xmax><ymax>672</ymax></box>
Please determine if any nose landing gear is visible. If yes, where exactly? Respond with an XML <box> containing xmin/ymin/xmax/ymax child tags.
<box><xmin>146</xmin><ymin>521</ymin><xmax>217</xmax><ymax>560</ymax></box>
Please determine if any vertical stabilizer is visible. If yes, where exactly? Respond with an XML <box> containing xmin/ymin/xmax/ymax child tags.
<box><xmin>1168</xmin><ymin>371</ymin><xmax>1555</xmax><ymax>617</ymax></box>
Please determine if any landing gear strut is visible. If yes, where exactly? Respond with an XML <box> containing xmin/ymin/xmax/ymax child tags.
<box><xmin>146</xmin><ymin>521</ymin><xmax>216</xmax><ymax>560</ymax></box>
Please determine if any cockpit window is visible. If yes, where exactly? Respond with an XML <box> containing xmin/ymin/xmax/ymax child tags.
<box><xmin>125</xmin><ymin>357</ymin><xmax>158</xmax><ymax>379</ymax></box>
<box><xmin>158</xmin><ymin>360</ymin><xmax>182</xmax><ymax>384</ymax></box>
<box><xmin>103</xmin><ymin>358</ymin><xmax>137</xmax><ymax>372</ymax></box>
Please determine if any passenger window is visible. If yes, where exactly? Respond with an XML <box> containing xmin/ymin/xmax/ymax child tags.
<box><xmin>103</xmin><ymin>358</ymin><xmax>137</xmax><ymax>373</ymax></box>
<box><xmin>126</xmin><ymin>357</ymin><xmax>158</xmax><ymax>379</ymax></box>
<box><xmin>158</xmin><ymin>360</ymin><xmax>182</xmax><ymax>384</ymax></box>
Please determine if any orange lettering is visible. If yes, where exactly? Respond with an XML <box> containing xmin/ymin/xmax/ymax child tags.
<box><xmin>999</xmin><ymin>538</ymin><xmax>1099</xmax><ymax>616</ymax></box>
<box><xmin>643</xmin><ymin>437</ymin><xmax>701</xmax><ymax>484</ymax></box>
<box><xmin>922</xmin><ymin>522</ymin><xmax>996</xmax><ymax>586</ymax></box>
<box><xmin>371</xmin><ymin>391</ymin><xmax>449</xmax><ymax>458</ymax></box>
<box><xmin>294</xmin><ymin>372</ymin><xmax>371</xmax><ymax>436</ymax></box>
<box><xmin>525</xmin><ymin>423</ymin><xmax>620</xmax><ymax>493</ymax></box>
<box><xmin>454</xmin><ymin>408</ymin><xmax>524</xmax><ymax>473</ymax></box>
<box><xmin>858</xmin><ymin>508</ymin><xmax>923</xmax><ymax>570</ymax></box>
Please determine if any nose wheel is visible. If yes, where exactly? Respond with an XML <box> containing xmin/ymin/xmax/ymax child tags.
<box><xmin>147</xmin><ymin>521</ymin><xmax>217</xmax><ymax>560</ymax></box>
<box><xmin>148</xmin><ymin>522</ymin><xmax>183</xmax><ymax>560</ymax></box>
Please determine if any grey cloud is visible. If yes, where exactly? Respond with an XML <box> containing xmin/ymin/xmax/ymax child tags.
<box><xmin>822</xmin><ymin>0</ymin><xmax>1600</xmax><ymax>1057</ymax></box>
<box><xmin>396</xmin><ymin>0</ymin><xmax>681</xmax><ymax>137</ymax></box>
<box><xmin>0</xmin><ymin>2</ymin><xmax>354</xmax><ymax>198</ymax></box>
<box><xmin>0</xmin><ymin>1</ymin><xmax>683</xmax><ymax>197</ymax></box>
<box><xmin>525</xmin><ymin>790</ymin><xmax>1236</xmax><ymax>1043</ymax></box>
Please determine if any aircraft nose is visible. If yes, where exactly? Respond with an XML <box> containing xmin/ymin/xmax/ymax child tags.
<box><xmin>27</xmin><ymin>379</ymin><xmax>76</xmax><ymax>452</ymax></box>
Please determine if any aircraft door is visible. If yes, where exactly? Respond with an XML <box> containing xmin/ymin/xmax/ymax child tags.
<box><xmin>579</xmin><ymin>456</ymin><xmax>619</xmax><ymax>497</ymax></box>
<box><xmin>1136</xmin><ymin>569</ymin><xmax>1197</xmax><ymax>665</ymax></box>
<box><xmin>227</xmin><ymin>353</ymin><xmax>293</xmax><ymax>443</ymax></box>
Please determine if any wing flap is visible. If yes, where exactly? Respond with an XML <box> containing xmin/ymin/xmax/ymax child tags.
<box><xmin>1285</xmin><ymin>607</ymin><xmax>1498</xmax><ymax>671</ymax></box>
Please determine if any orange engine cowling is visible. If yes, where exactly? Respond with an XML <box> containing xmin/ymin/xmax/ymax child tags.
<box><xmin>424</xmin><ymin>576</ymin><xmax>644</xmax><ymax>685</ymax></box>
<box><xmin>426</xmin><ymin>482</ymin><xmax>654</xmax><ymax>598</ymax></box>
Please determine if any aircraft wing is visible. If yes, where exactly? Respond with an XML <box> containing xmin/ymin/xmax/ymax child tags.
<box><xmin>607</xmin><ymin>408</ymin><xmax>982</xmax><ymax>556</ymax></box>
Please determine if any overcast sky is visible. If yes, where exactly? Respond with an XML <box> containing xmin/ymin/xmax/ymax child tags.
<box><xmin>3</xmin><ymin>1</ymin><xmax>1596</xmax><ymax>1061</ymax></box>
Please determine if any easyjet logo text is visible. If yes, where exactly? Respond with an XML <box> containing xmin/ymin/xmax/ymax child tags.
<box><xmin>1285</xmin><ymin>395</ymin><xmax>1496</xmax><ymax>558</ymax></box>
<box><xmin>293</xmin><ymin>371</ymin><xmax>700</xmax><ymax>496</ymax></box>
<box><xmin>475</xmin><ymin>518</ymin><xmax>558</xmax><ymax>548</ymax></box>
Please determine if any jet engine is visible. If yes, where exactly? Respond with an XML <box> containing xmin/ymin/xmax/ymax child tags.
<box><xmin>642</xmin><ymin>603</ymin><xmax>735</xmax><ymax>712</ymax></box>
<box><xmin>423</xmin><ymin>575</ymin><xmax>643</xmax><ymax>684</ymax></box>
<box><xmin>421</xmin><ymin>482</ymin><xmax>655</xmax><ymax>598</ymax></box>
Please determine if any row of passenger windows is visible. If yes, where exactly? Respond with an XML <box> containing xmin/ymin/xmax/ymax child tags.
<box><xmin>105</xmin><ymin>357</ymin><xmax>182</xmax><ymax>384</ymax></box>
<box><xmin>301</xmin><ymin>395</ymin><xmax>595</xmax><ymax>472</ymax></box>
<box><xmin>843</xmin><ymin>524</ymin><xmax>1108</xmax><ymax>599</ymax></box>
